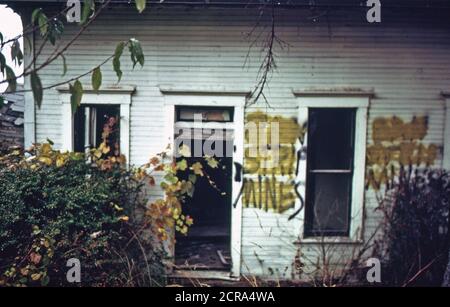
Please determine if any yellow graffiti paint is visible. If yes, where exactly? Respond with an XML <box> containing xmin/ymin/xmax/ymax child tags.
<box><xmin>366</xmin><ymin>115</ymin><xmax>438</xmax><ymax>190</ymax></box>
<box><xmin>244</xmin><ymin>145</ymin><xmax>296</xmax><ymax>176</ymax></box>
<box><xmin>245</xmin><ymin>111</ymin><xmax>303</xmax><ymax>144</ymax></box>
<box><xmin>372</xmin><ymin>116</ymin><xmax>428</xmax><ymax>143</ymax></box>
<box><xmin>242</xmin><ymin>177</ymin><xmax>296</xmax><ymax>213</ymax></box>
<box><xmin>242</xmin><ymin>111</ymin><xmax>305</xmax><ymax>213</ymax></box>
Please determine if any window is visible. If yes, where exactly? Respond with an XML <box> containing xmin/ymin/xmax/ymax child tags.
<box><xmin>304</xmin><ymin>108</ymin><xmax>356</xmax><ymax>237</ymax></box>
<box><xmin>294</xmin><ymin>91</ymin><xmax>370</xmax><ymax>242</ymax></box>
<box><xmin>58</xmin><ymin>85</ymin><xmax>133</xmax><ymax>163</ymax></box>
<box><xmin>176</xmin><ymin>106</ymin><xmax>234</xmax><ymax>122</ymax></box>
<box><xmin>73</xmin><ymin>105</ymin><xmax>120</xmax><ymax>154</ymax></box>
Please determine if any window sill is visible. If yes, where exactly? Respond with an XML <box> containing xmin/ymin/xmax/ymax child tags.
<box><xmin>293</xmin><ymin>237</ymin><xmax>364</xmax><ymax>245</ymax></box>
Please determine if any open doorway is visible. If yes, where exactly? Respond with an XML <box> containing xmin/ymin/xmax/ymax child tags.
<box><xmin>174</xmin><ymin>107</ymin><xmax>234</xmax><ymax>271</ymax></box>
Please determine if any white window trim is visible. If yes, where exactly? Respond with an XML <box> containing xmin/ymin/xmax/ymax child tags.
<box><xmin>23</xmin><ymin>29</ymin><xmax>36</xmax><ymax>149</ymax></box>
<box><xmin>442</xmin><ymin>92</ymin><xmax>450</xmax><ymax>170</ymax></box>
<box><xmin>58</xmin><ymin>86</ymin><xmax>135</xmax><ymax>164</ymax></box>
<box><xmin>293</xmin><ymin>91</ymin><xmax>371</xmax><ymax>244</ymax></box>
<box><xmin>161</xmin><ymin>88</ymin><xmax>248</xmax><ymax>278</ymax></box>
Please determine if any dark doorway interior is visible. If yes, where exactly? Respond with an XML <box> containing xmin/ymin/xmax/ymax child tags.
<box><xmin>175</xmin><ymin>138</ymin><xmax>233</xmax><ymax>270</ymax></box>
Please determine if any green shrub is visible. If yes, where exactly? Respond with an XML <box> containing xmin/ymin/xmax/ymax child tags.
<box><xmin>0</xmin><ymin>155</ymin><xmax>165</xmax><ymax>287</ymax></box>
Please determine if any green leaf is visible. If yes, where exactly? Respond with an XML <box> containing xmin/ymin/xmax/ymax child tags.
<box><xmin>46</xmin><ymin>138</ymin><xmax>54</xmax><ymax>145</ymax></box>
<box><xmin>164</xmin><ymin>173</ymin><xmax>178</xmax><ymax>184</ymax></box>
<box><xmin>186</xmin><ymin>183</ymin><xmax>195</xmax><ymax>198</ymax></box>
<box><xmin>128</xmin><ymin>38</ymin><xmax>144</xmax><ymax>68</ymax></box>
<box><xmin>188</xmin><ymin>174</ymin><xmax>197</xmax><ymax>184</ymax></box>
<box><xmin>112</xmin><ymin>57</ymin><xmax>122</xmax><ymax>82</ymax></box>
<box><xmin>47</xmin><ymin>18</ymin><xmax>64</xmax><ymax>45</ymax></box>
<box><xmin>11</xmin><ymin>40</ymin><xmax>23</xmax><ymax>66</ymax></box>
<box><xmin>31</xmin><ymin>8</ymin><xmax>42</xmax><ymax>24</ymax></box>
<box><xmin>70</xmin><ymin>80</ymin><xmax>83</xmax><ymax>114</ymax></box>
<box><xmin>38</xmin><ymin>13</ymin><xmax>48</xmax><ymax>36</ymax></box>
<box><xmin>135</xmin><ymin>0</ymin><xmax>146</xmax><ymax>13</ymax></box>
<box><xmin>113</xmin><ymin>42</ymin><xmax>125</xmax><ymax>82</ymax></box>
<box><xmin>176</xmin><ymin>159</ymin><xmax>188</xmax><ymax>171</ymax></box>
<box><xmin>0</xmin><ymin>96</ymin><xmax>4</xmax><ymax>108</ymax></box>
<box><xmin>30</xmin><ymin>71</ymin><xmax>43</xmax><ymax>109</ymax></box>
<box><xmin>5</xmin><ymin>66</ymin><xmax>17</xmax><ymax>92</ymax></box>
<box><xmin>206</xmin><ymin>156</ymin><xmax>219</xmax><ymax>168</ymax></box>
<box><xmin>80</xmin><ymin>0</ymin><xmax>94</xmax><ymax>25</ymax></box>
<box><xmin>60</xmin><ymin>54</ymin><xmax>67</xmax><ymax>76</ymax></box>
<box><xmin>0</xmin><ymin>53</ymin><xmax>6</xmax><ymax>75</ymax></box>
<box><xmin>0</xmin><ymin>32</ymin><xmax>3</xmax><ymax>46</ymax></box>
<box><xmin>91</xmin><ymin>67</ymin><xmax>102</xmax><ymax>91</ymax></box>
<box><xmin>40</xmin><ymin>274</ymin><xmax>50</xmax><ymax>286</ymax></box>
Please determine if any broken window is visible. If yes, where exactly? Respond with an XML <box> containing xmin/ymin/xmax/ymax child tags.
<box><xmin>176</xmin><ymin>106</ymin><xmax>234</xmax><ymax>122</ymax></box>
<box><xmin>73</xmin><ymin>105</ymin><xmax>120</xmax><ymax>154</ymax></box>
<box><xmin>304</xmin><ymin>108</ymin><xmax>356</xmax><ymax>237</ymax></box>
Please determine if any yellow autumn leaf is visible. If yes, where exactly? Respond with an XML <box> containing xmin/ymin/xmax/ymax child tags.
<box><xmin>41</xmin><ymin>143</ymin><xmax>52</xmax><ymax>155</ymax></box>
<box><xmin>117</xmin><ymin>155</ymin><xmax>126</xmax><ymax>164</ymax></box>
<box><xmin>191</xmin><ymin>162</ymin><xmax>203</xmax><ymax>176</ymax></box>
<box><xmin>31</xmin><ymin>273</ymin><xmax>41</xmax><ymax>281</ymax></box>
<box><xmin>56</xmin><ymin>156</ymin><xmax>65</xmax><ymax>167</ymax></box>
<box><xmin>180</xmin><ymin>225</ymin><xmax>188</xmax><ymax>235</ymax></box>
<box><xmin>20</xmin><ymin>268</ymin><xmax>29</xmax><ymax>276</ymax></box>
<box><xmin>186</xmin><ymin>215</ymin><xmax>194</xmax><ymax>226</ymax></box>
<box><xmin>119</xmin><ymin>216</ymin><xmax>129</xmax><ymax>222</ymax></box>
<box><xmin>206</xmin><ymin>157</ymin><xmax>219</xmax><ymax>168</ymax></box>
<box><xmin>94</xmin><ymin>150</ymin><xmax>102</xmax><ymax>159</ymax></box>
<box><xmin>176</xmin><ymin>159</ymin><xmax>188</xmax><ymax>171</ymax></box>
<box><xmin>38</xmin><ymin>156</ymin><xmax>53</xmax><ymax>166</ymax></box>
<box><xmin>100</xmin><ymin>143</ymin><xmax>110</xmax><ymax>154</ymax></box>
<box><xmin>178</xmin><ymin>144</ymin><xmax>191</xmax><ymax>157</ymax></box>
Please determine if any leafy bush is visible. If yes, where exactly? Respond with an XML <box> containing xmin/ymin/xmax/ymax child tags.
<box><xmin>375</xmin><ymin>167</ymin><xmax>450</xmax><ymax>286</ymax></box>
<box><xmin>0</xmin><ymin>145</ymin><xmax>165</xmax><ymax>287</ymax></box>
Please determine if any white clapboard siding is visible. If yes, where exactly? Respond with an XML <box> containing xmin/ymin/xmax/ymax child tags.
<box><xmin>24</xmin><ymin>6</ymin><xmax>450</xmax><ymax>279</ymax></box>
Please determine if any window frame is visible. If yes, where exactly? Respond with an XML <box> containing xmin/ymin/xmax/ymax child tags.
<box><xmin>293</xmin><ymin>92</ymin><xmax>371</xmax><ymax>243</ymax></box>
<box><xmin>73</xmin><ymin>104</ymin><xmax>121</xmax><ymax>154</ymax></box>
<box><xmin>58</xmin><ymin>86</ymin><xmax>134</xmax><ymax>165</ymax></box>
<box><xmin>304</xmin><ymin>107</ymin><xmax>356</xmax><ymax>237</ymax></box>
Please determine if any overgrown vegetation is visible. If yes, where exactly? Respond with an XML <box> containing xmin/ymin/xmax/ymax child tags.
<box><xmin>0</xmin><ymin>120</ymin><xmax>218</xmax><ymax>287</ymax></box>
<box><xmin>0</xmin><ymin>143</ymin><xmax>166</xmax><ymax>286</ymax></box>
<box><xmin>373</xmin><ymin>167</ymin><xmax>450</xmax><ymax>286</ymax></box>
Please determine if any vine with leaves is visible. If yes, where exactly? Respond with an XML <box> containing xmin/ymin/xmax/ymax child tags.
<box><xmin>1</xmin><ymin>0</ymin><xmax>147</xmax><ymax>113</ymax></box>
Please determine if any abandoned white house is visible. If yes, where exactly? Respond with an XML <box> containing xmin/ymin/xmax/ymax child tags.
<box><xmin>6</xmin><ymin>0</ymin><xmax>450</xmax><ymax>280</ymax></box>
